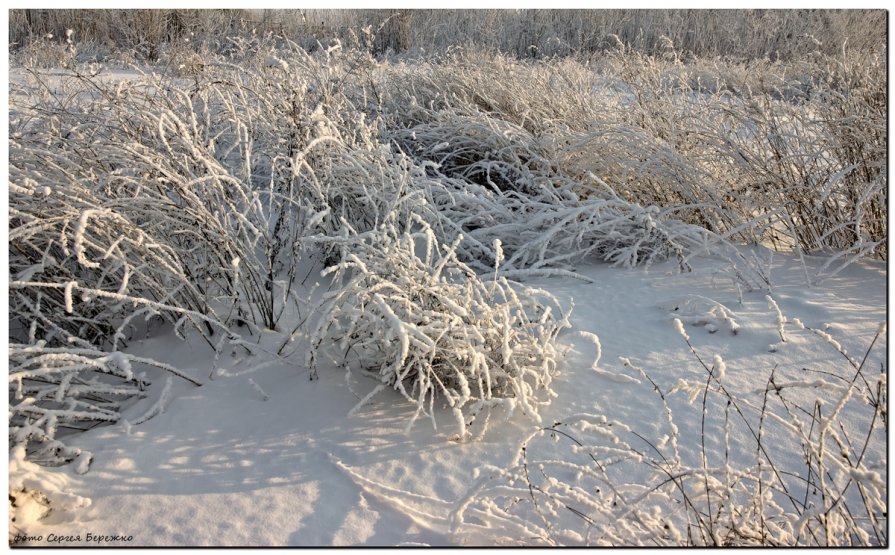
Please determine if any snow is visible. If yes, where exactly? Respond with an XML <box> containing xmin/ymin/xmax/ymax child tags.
<box><xmin>8</xmin><ymin>251</ymin><xmax>886</xmax><ymax>546</ymax></box>
<box><xmin>264</xmin><ymin>56</ymin><xmax>289</xmax><ymax>72</ymax></box>
<box><xmin>63</xmin><ymin>281</ymin><xmax>76</xmax><ymax>314</ymax></box>
<box><xmin>6</xmin><ymin>46</ymin><xmax>886</xmax><ymax>546</ymax></box>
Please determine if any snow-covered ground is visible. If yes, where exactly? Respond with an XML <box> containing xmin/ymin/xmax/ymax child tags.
<box><xmin>9</xmin><ymin>250</ymin><xmax>886</xmax><ymax>546</ymax></box>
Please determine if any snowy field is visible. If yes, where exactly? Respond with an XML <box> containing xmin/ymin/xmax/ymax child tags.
<box><xmin>8</xmin><ymin>23</ymin><xmax>887</xmax><ymax>546</ymax></box>
<box><xmin>10</xmin><ymin>251</ymin><xmax>886</xmax><ymax>546</ymax></box>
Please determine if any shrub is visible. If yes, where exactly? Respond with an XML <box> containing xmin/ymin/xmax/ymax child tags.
<box><xmin>373</xmin><ymin>46</ymin><xmax>886</xmax><ymax>277</ymax></box>
<box><xmin>307</xmin><ymin>219</ymin><xmax>571</xmax><ymax>440</ymax></box>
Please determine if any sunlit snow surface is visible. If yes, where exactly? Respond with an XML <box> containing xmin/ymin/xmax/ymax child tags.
<box><xmin>12</xmin><ymin>251</ymin><xmax>886</xmax><ymax>546</ymax></box>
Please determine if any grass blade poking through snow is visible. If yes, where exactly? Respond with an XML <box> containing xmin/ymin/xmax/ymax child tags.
<box><xmin>452</xmin><ymin>315</ymin><xmax>887</xmax><ymax>545</ymax></box>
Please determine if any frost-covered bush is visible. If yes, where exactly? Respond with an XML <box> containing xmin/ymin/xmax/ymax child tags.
<box><xmin>9</xmin><ymin>341</ymin><xmax>137</xmax><ymax>466</ymax></box>
<box><xmin>8</xmin><ymin>166</ymin><xmax>232</xmax><ymax>346</ymax></box>
<box><xmin>423</xmin><ymin>175</ymin><xmax>715</xmax><ymax>276</ymax></box>
<box><xmin>8</xmin><ymin>50</ymin><xmax>317</xmax><ymax>461</ymax></box>
<box><xmin>594</xmin><ymin>48</ymin><xmax>887</xmax><ymax>263</ymax></box>
<box><xmin>308</xmin><ymin>219</ymin><xmax>571</xmax><ymax>439</ymax></box>
<box><xmin>7</xmin><ymin>38</ymin><xmax>406</xmax><ymax>465</ymax></box>
<box><xmin>382</xmin><ymin>97</ymin><xmax>722</xmax><ymax>276</ymax></box>
<box><xmin>9</xmin><ymin>150</ymin><xmax>223</xmax><ymax>462</ymax></box>
<box><xmin>8</xmin><ymin>38</ymin><xmax>371</xmax><ymax>338</ymax></box>
<box><xmin>8</xmin><ymin>341</ymin><xmax>202</xmax><ymax>466</ymax></box>
<box><xmin>372</xmin><ymin>47</ymin><xmax>886</xmax><ymax>273</ymax></box>
<box><xmin>13</xmin><ymin>33</ymin><xmax>75</xmax><ymax>69</ymax></box>
<box><xmin>391</xmin><ymin>108</ymin><xmax>555</xmax><ymax>194</ymax></box>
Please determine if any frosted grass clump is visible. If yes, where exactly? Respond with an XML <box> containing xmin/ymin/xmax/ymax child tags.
<box><xmin>381</xmin><ymin>95</ymin><xmax>761</xmax><ymax>283</ymax></box>
<box><xmin>308</xmin><ymin>219</ymin><xmax>571</xmax><ymax>439</ymax></box>
<box><xmin>431</xmin><ymin>177</ymin><xmax>714</xmax><ymax>275</ymax></box>
<box><xmin>8</xmin><ymin>342</ymin><xmax>202</xmax><ymax>466</ymax></box>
